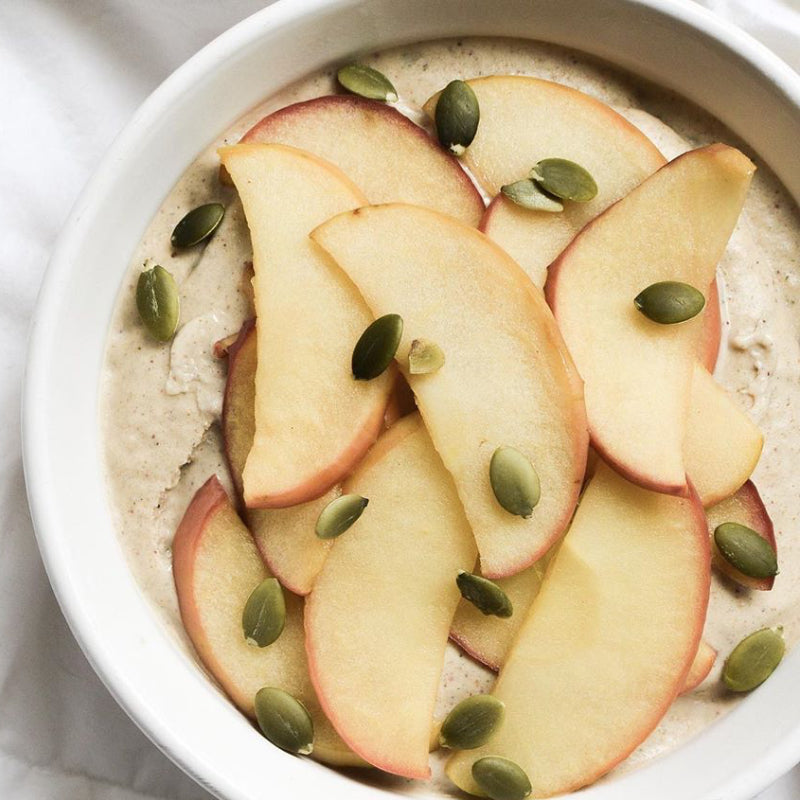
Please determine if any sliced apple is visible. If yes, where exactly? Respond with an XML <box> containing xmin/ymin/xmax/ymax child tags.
<box><xmin>681</xmin><ymin>640</ymin><xmax>717</xmax><ymax>694</ymax></box>
<box><xmin>219</xmin><ymin>143</ymin><xmax>394</xmax><ymax>509</ymax></box>
<box><xmin>236</xmin><ymin>94</ymin><xmax>483</xmax><ymax>226</ymax></box>
<box><xmin>699</xmin><ymin>278</ymin><xmax>722</xmax><ymax>371</ymax></box>
<box><xmin>312</xmin><ymin>203</ymin><xmax>588</xmax><ymax>578</ymax></box>
<box><xmin>446</xmin><ymin>462</ymin><xmax>710</xmax><ymax>797</ymax></box>
<box><xmin>451</xmin><ymin>558</ymin><xmax>715</xmax><ymax>692</ymax></box>
<box><xmin>449</xmin><ymin>560</ymin><xmax>548</xmax><ymax>672</ymax></box>
<box><xmin>422</xmin><ymin>75</ymin><xmax>665</xmax><ymax>286</ymax></box>
<box><xmin>545</xmin><ymin>145</ymin><xmax>755</xmax><ymax>495</ymax></box>
<box><xmin>222</xmin><ymin>319</ymin><xmax>333</xmax><ymax>595</ymax></box>
<box><xmin>306</xmin><ymin>415</ymin><xmax>477</xmax><ymax>778</ymax></box>
<box><xmin>172</xmin><ymin>475</ymin><xmax>359</xmax><ymax>766</ymax></box>
<box><xmin>685</xmin><ymin>363</ymin><xmax>763</xmax><ymax>507</ymax></box>
<box><xmin>707</xmin><ymin>480</ymin><xmax>777</xmax><ymax>590</ymax></box>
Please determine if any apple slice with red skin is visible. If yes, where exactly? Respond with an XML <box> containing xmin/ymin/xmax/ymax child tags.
<box><xmin>685</xmin><ymin>363</ymin><xmax>763</xmax><ymax>508</ymax></box>
<box><xmin>446</xmin><ymin>462</ymin><xmax>710</xmax><ymax>797</ymax></box>
<box><xmin>312</xmin><ymin>203</ymin><xmax>588</xmax><ymax>579</ymax></box>
<box><xmin>305</xmin><ymin>415</ymin><xmax>477</xmax><ymax>779</ymax></box>
<box><xmin>222</xmin><ymin>319</ymin><xmax>335</xmax><ymax>596</ymax></box>
<box><xmin>707</xmin><ymin>480</ymin><xmax>777</xmax><ymax>590</ymax></box>
<box><xmin>233</xmin><ymin>94</ymin><xmax>484</xmax><ymax>226</ymax></box>
<box><xmin>681</xmin><ymin>640</ymin><xmax>717</xmax><ymax>694</ymax></box>
<box><xmin>426</xmin><ymin>74</ymin><xmax>665</xmax><ymax>287</ymax></box>
<box><xmin>172</xmin><ymin>475</ymin><xmax>359</xmax><ymax>766</ymax></box>
<box><xmin>449</xmin><ymin>560</ymin><xmax>548</xmax><ymax>672</ymax></box>
<box><xmin>222</xmin><ymin>319</ymin><xmax>419</xmax><ymax>594</ymax></box>
<box><xmin>450</xmin><ymin>557</ymin><xmax>714</xmax><ymax>697</ymax></box>
<box><xmin>219</xmin><ymin>143</ymin><xmax>394</xmax><ymax>510</ymax></box>
<box><xmin>545</xmin><ymin>144</ymin><xmax>754</xmax><ymax>496</ymax></box>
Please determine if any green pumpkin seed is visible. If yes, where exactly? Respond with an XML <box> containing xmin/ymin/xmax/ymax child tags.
<box><xmin>457</xmin><ymin>571</ymin><xmax>513</xmax><ymax>618</ymax></box>
<box><xmin>472</xmin><ymin>756</ymin><xmax>532</xmax><ymax>800</ymax></box>
<box><xmin>722</xmin><ymin>627</ymin><xmax>785</xmax><ymax>692</ymax></box>
<box><xmin>408</xmin><ymin>338</ymin><xmax>445</xmax><ymax>374</ymax></box>
<box><xmin>315</xmin><ymin>494</ymin><xmax>369</xmax><ymax>539</ymax></box>
<box><xmin>714</xmin><ymin>522</ymin><xmax>778</xmax><ymax>579</ymax></box>
<box><xmin>242</xmin><ymin>578</ymin><xmax>286</xmax><ymax>647</ymax></box>
<box><xmin>136</xmin><ymin>264</ymin><xmax>179</xmax><ymax>342</ymax></box>
<box><xmin>254</xmin><ymin>687</ymin><xmax>314</xmax><ymax>755</ymax></box>
<box><xmin>170</xmin><ymin>203</ymin><xmax>225</xmax><ymax>249</ymax></box>
<box><xmin>435</xmin><ymin>80</ymin><xmax>480</xmax><ymax>156</ymax></box>
<box><xmin>634</xmin><ymin>281</ymin><xmax>705</xmax><ymax>324</ymax></box>
<box><xmin>352</xmin><ymin>313</ymin><xmax>403</xmax><ymax>380</ymax></box>
<box><xmin>440</xmin><ymin>695</ymin><xmax>505</xmax><ymax>750</ymax></box>
<box><xmin>337</xmin><ymin>64</ymin><xmax>398</xmax><ymax>102</ymax></box>
<box><xmin>490</xmin><ymin>447</ymin><xmax>541</xmax><ymax>518</ymax></box>
<box><xmin>530</xmin><ymin>158</ymin><xmax>597</xmax><ymax>202</ymax></box>
<box><xmin>500</xmin><ymin>179</ymin><xmax>564</xmax><ymax>213</ymax></box>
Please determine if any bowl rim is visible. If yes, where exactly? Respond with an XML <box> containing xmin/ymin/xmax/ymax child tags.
<box><xmin>22</xmin><ymin>0</ymin><xmax>800</xmax><ymax>798</ymax></box>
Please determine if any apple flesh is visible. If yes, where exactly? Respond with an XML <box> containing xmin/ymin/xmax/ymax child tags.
<box><xmin>219</xmin><ymin>143</ymin><xmax>394</xmax><ymax>509</ymax></box>
<box><xmin>446</xmin><ymin>462</ymin><xmax>710</xmax><ymax>797</ymax></box>
<box><xmin>449</xmin><ymin>559</ymin><xmax>548</xmax><ymax>672</ymax></box>
<box><xmin>545</xmin><ymin>144</ymin><xmax>755</xmax><ymax>496</ymax></box>
<box><xmin>235</xmin><ymin>94</ymin><xmax>484</xmax><ymax>226</ymax></box>
<box><xmin>172</xmin><ymin>475</ymin><xmax>359</xmax><ymax>766</ymax></box>
<box><xmin>312</xmin><ymin>203</ymin><xmax>589</xmax><ymax>578</ymax></box>
<box><xmin>707</xmin><ymin>480</ymin><xmax>777</xmax><ymax>590</ymax></box>
<box><xmin>680</xmin><ymin>640</ymin><xmax>717</xmax><ymax>694</ymax></box>
<box><xmin>306</xmin><ymin>415</ymin><xmax>477</xmax><ymax>778</ymax></box>
<box><xmin>451</xmin><ymin>557</ymin><xmax>714</xmax><ymax>697</ymax></box>
<box><xmin>684</xmin><ymin>363</ymin><xmax>763</xmax><ymax>507</ymax></box>
<box><xmin>222</xmin><ymin>319</ymin><xmax>334</xmax><ymax>595</ymax></box>
<box><xmin>432</xmin><ymin>75</ymin><xmax>665</xmax><ymax>287</ymax></box>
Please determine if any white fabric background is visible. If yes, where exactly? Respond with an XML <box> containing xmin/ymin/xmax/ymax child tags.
<box><xmin>2</xmin><ymin>1</ymin><xmax>799</xmax><ymax>798</ymax></box>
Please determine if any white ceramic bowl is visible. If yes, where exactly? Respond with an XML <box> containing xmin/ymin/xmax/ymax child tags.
<box><xmin>23</xmin><ymin>0</ymin><xmax>800</xmax><ymax>798</ymax></box>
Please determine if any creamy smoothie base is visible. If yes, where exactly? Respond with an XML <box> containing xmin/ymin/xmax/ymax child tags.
<box><xmin>100</xmin><ymin>36</ymin><xmax>800</xmax><ymax>789</ymax></box>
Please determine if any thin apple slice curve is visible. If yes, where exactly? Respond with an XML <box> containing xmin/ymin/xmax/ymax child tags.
<box><xmin>682</xmin><ymin>640</ymin><xmax>717</xmax><ymax>693</ymax></box>
<box><xmin>222</xmin><ymin>320</ymin><xmax>334</xmax><ymax>595</ymax></box>
<box><xmin>306</xmin><ymin>414</ymin><xmax>477</xmax><ymax>778</ymax></box>
<box><xmin>449</xmin><ymin>558</ymin><xmax>714</xmax><ymax>695</ymax></box>
<box><xmin>685</xmin><ymin>362</ymin><xmax>763</xmax><ymax>507</ymax></box>
<box><xmin>545</xmin><ymin>144</ymin><xmax>755</xmax><ymax>496</ymax></box>
<box><xmin>172</xmin><ymin>475</ymin><xmax>359</xmax><ymax>766</ymax></box>
<box><xmin>449</xmin><ymin>560</ymin><xmax>548</xmax><ymax>672</ymax></box>
<box><xmin>236</xmin><ymin>94</ymin><xmax>484</xmax><ymax>226</ymax></box>
<box><xmin>219</xmin><ymin>143</ymin><xmax>394</xmax><ymax>509</ymax></box>
<box><xmin>312</xmin><ymin>203</ymin><xmax>589</xmax><ymax>578</ymax></box>
<box><xmin>424</xmin><ymin>75</ymin><xmax>666</xmax><ymax>286</ymax></box>
<box><xmin>707</xmin><ymin>480</ymin><xmax>777</xmax><ymax>590</ymax></box>
<box><xmin>446</xmin><ymin>462</ymin><xmax>710</xmax><ymax>797</ymax></box>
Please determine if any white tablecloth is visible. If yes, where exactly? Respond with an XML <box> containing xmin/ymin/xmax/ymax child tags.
<box><xmin>2</xmin><ymin>1</ymin><xmax>799</xmax><ymax>798</ymax></box>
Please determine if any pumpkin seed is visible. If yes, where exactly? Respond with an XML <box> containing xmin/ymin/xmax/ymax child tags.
<box><xmin>435</xmin><ymin>80</ymin><xmax>480</xmax><ymax>156</ymax></box>
<box><xmin>501</xmin><ymin>179</ymin><xmax>564</xmax><ymax>213</ymax></box>
<box><xmin>530</xmin><ymin>158</ymin><xmax>597</xmax><ymax>202</ymax></box>
<box><xmin>337</xmin><ymin>64</ymin><xmax>398</xmax><ymax>102</ymax></box>
<box><xmin>242</xmin><ymin>578</ymin><xmax>286</xmax><ymax>647</ymax></box>
<box><xmin>714</xmin><ymin>522</ymin><xmax>778</xmax><ymax>579</ymax></box>
<box><xmin>352</xmin><ymin>313</ymin><xmax>403</xmax><ymax>380</ymax></box>
<box><xmin>254</xmin><ymin>687</ymin><xmax>314</xmax><ymax>755</ymax></box>
<box><xmin>136</xmin><ymin>264</ymin><xmax>179</xmax><ymax>342</ymax></box>
<box><xmin>440</xmin><ymin>695</ymin><xmax>505</xmax><ymax>750</ymax></box>
<box><xmin>723</xmin><ymin>627</ymin><xmax>785</xmax><ymax>692</ymax></box>
<box><xmin>489</xmin><ymin>447</ymin><xmax>541</xmax><ymax>518</ymax></box>
<box><xmin>634</xmin><ymin>281</ymin><xmax>705</xmax><ymax>324</ymax></box>
<box><xmin>170</xmin><ymin>202</ymin><xmax>225</xmax><ymax>249</ymax></box>
<box><xmin>472</xmin><ymin>756</ymin><xmax>532</xmax><ymax>800</ymax></box>
<box><xmin>456</xmin><ymin>571</ymin><xmax>513</xmax><ymax>618</ymax></box>
<box><xmin>408</xmin><ymin>338</ymin><xmax>445</xmax><ymax>374</ymax></box>
<box><xmin>315</xmin><ymin>494</ymin><xmax>369</xmax><ymax>539</ymax></box>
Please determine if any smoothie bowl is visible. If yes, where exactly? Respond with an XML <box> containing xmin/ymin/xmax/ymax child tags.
<box><xmin>22</xmin><ymin>1</ymin><xmax>800</xmax><ymax>799</ymax></box>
